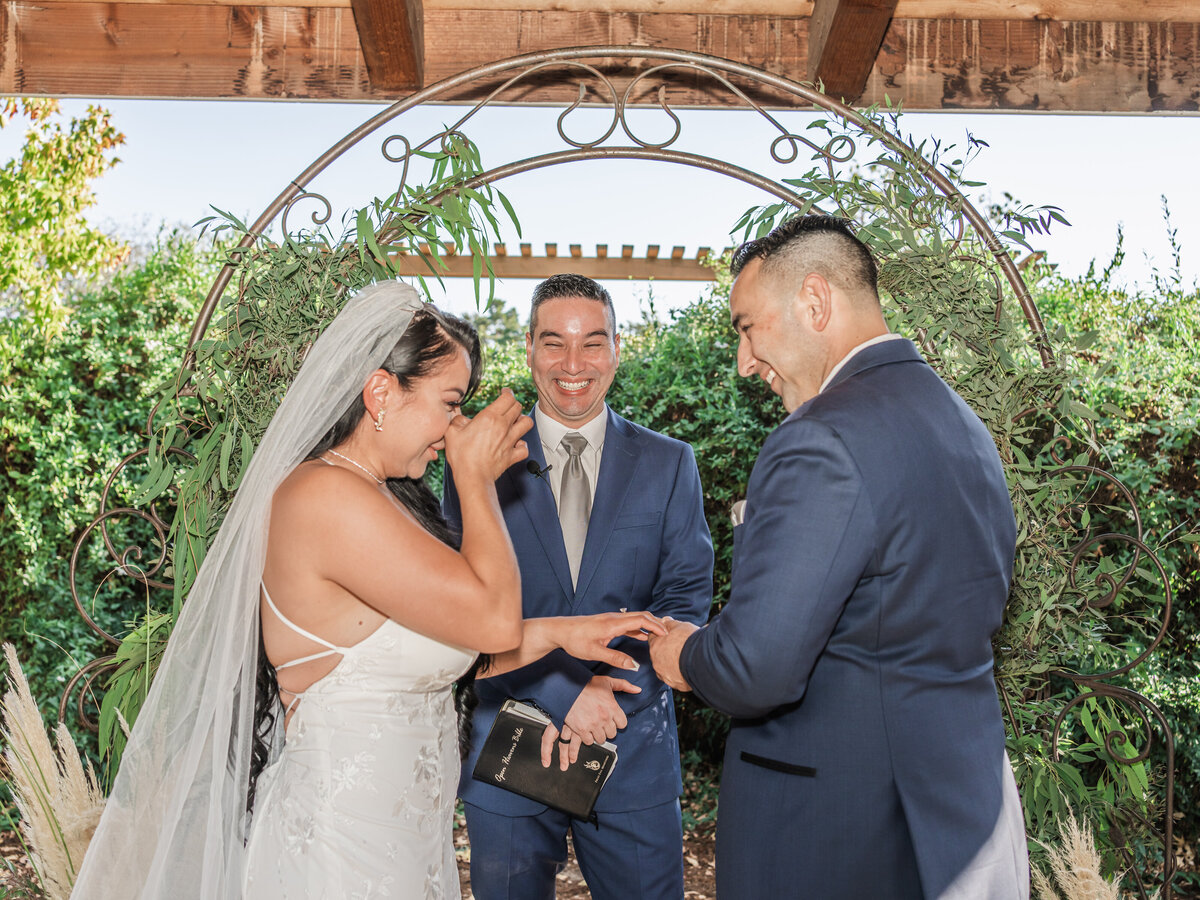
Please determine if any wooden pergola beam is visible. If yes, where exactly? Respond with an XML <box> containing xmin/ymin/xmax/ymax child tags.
<box><xmin>350</xmin><ymin>0</ymin><xmax>424</xmax><ymax>91</ymax></box>
<box><xmin>393</xmin><ymin>243</ymin><xmax>729</xmax><ymax>280</ymax></box>
<box><xmin>3</xmin><ymin>5</ymin><xmax>1199</xmax><ymax>111</ymax></box>
<box><xmin>808</xmin><ymin>0</ymin><xmax>899</xmax><ymax>101</ymax></box>
<box><xmin>28</xmin><ymin>0</ymin><xmax>1200</xmax><ymax>21</ymax></box>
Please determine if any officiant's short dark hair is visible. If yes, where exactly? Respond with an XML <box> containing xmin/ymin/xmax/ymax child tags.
<box><xmin>529</xmin><ymin>273</ymin><xmax>616</xmax><ymax>334</ymax></box>
<box><xmin>731</xmin><ymin>215</ymin><xmax>879</xmax><ymax>302</ymax></box>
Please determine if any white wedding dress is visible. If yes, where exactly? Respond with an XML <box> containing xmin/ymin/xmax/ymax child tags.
<box><xmin>243</xmin><ymin>585</ymin><xmax>477</xmax><ymax>899</ymax></box>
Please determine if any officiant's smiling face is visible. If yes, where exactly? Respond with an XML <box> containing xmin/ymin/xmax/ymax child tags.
<box><xmin>526</xmin><ymin>296</ymin><xmax>620</xmax><ymax>427</ymax></box>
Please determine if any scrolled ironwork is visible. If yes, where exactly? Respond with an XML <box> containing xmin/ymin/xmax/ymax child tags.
<box><xmin>1051</xmin><ymin>459</ymin><xmax>1146</xmax><ymax>610</ymax></box>
<box><xmin>92</xmin><ymin>446</ymin><xmax>192</xmax><ymax>582</ymax></box>
<box><xmin>63</xmin><ymin>45</ymin><xmax>1177</xmax><ymax>897</ymax></box>
<box><xmin>556</xmin><ymin>77</ymin><xmax>619</xmax><ymax>149</ymax></box>
<box><xmin>57</xmin><ymin>655</ymin><xmax>116</xmax><ymax>734</ymax></box>
<box><xmin>69</xmin><ymin>508</ymin><xmax>166</xmax><ymax>647</ymax></box>
<box><xmin>179</xmin><ymin>46</ymin><xmax>1052</xmax><ymax>366</ymax></box>
<box><xmin>67</xmin><ymin>443</ymin><xmax>193</xmax><ymax>644</ymax></box>
<box><xmin>620</xmin><ymin>84</ymin><xmax>681</xmax><ymax>151</ymax></box>
<box><xmin>279</xmin><ymin>189</ymin><xmax>332</xmax><ymax>236</ymax></box>
<box><xmin>380</xmin><ymin>133</ymin><xmax>413</xmax><ymax>205</ymax></box>
<box><xmin>1037</xmin><ymin>454</ymin><xmax>1176</xmax><ymax>897</ymax></box>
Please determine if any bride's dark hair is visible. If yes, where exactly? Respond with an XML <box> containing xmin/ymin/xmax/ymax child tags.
<box><xmin>249</xmin><ymin>304</ymin><xmax>487</xmax><ymax>812</ymax></box>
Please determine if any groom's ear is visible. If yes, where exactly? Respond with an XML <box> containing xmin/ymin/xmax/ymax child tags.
<box><xmin>798</xmin><ymin>272</ymin><xmax>834</xmax><ymax>333</ymax></box>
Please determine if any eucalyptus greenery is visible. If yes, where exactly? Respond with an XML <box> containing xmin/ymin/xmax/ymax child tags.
<box><xmin>100</xmin><ymin>133</ymin><xmax>519</xmax><ymax>775</ymax></box>
<box><xmin>734</xmin><ymin>105</ymin><xmax>1172</xmax><ymax>877</ymax></box>
<box><xmin>86</xmin><ymin>105</ymin><xmax>1174</xmax><ymax>890</ymax></box>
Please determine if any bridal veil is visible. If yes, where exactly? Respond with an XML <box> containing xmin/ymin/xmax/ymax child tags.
<box><xmin>71</xmin><ymin>281</ymin><xmax>425</xmax><ymax>898</ymax></box>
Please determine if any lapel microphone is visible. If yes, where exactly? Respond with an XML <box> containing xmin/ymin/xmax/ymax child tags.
<box><xmin>526</xmin><ymin>460</ymin><xmax>554</xmax><ymax>482</ymax></box>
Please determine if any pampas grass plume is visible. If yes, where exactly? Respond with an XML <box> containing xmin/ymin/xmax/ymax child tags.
<box><xmin>1</xmin><ymin>643</ymin><xmax>105</xmax><ymax>899</ymax></box>
<box><xmin>1033</xmin><ymin>810</ymin><xmax>1159</xmax><ymax>900</ymax></box>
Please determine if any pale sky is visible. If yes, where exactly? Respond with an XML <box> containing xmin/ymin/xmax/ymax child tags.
<box><xmin>4</xmin><ymin>98</ymin><xmax>1199</xmax><ymax>324</ymax></box>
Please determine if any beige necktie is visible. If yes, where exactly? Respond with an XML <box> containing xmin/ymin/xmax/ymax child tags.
<box><xmin>558</xmin><ymin>432</ymin><xmax>591</xmax><ymax>587</ymax></box>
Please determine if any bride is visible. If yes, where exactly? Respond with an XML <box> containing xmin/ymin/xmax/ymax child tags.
<box><xmin>71</xmin><ymin>282</ymin><xmax>661</xmax><ymax>899</ymax></box>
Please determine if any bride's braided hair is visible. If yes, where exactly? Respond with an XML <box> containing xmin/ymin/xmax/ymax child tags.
<box><xmin>249</xmin><ymin>305</ymin><xmax>487</xmax><ymax>813</ymax></box>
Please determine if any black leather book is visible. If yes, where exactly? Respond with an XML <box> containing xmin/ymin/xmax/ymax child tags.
<box><xmin>472</xmin><ymin>699</ymin><xmax>618</xmax><ymax>822</ymax></box>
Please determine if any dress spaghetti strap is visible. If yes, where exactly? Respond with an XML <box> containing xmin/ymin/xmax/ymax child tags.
<box><xmin>261</xmin><ymin>582</ymin><xmax>345</xmax><ymax>671</ymax></box>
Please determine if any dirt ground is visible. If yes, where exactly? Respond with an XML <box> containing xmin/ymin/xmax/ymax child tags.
<box><xmin>0</xmin><ymin>825</ymin><xmax>716</xmax><ymax>899</ymax></box>
<box><xmin>454</xmin><ymin>817</ymin><xmax>717</xmax><ymax>899</ymax></box>
<box><xmin>5</xmin><ymin>824</ymin><xmax>1197</xmax><ymax>898</ymax></box>
<box><xmin>1</xmin><ymin>828</ymin><xmax>38</xmax><ymax>894</ymax></box>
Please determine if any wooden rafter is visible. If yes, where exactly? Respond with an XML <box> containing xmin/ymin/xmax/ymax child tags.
<box><xmin>392</xmin><ymin>243</ymin><xmax>727</xmax><ymax>280</ymax></box>
<box><xmin>31</xmin><ymin>0</ymin><xmax>1200</xmax><ymax>20</ymax></box>
<box><xmin>808</xmin><ymin>0</ymin><xmax>899</xmax><ymax>102</ymax></box>
<box><xmin>2</xmin><ymin>3</ymin><xmax>1199</xmax><ymax>111</ymax></box>
<box><xmin>350</xmin><ymin>0</ymin><xmax>424</xmax><ymax>91</ymax></box>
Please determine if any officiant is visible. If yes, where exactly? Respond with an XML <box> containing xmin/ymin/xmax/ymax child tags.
<box><xmin>444</xmin><ymin>273</ymin><xmax>713</xmax><ymax>900</ymax></box>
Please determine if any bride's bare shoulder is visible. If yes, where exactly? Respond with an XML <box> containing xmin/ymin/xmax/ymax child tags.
<box><xmin>273</xmin><ymin>459</ymin><xmax>380</xmax><ymax>515</ymax></box>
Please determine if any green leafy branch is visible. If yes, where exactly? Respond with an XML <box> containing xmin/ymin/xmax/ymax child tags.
<box><xmin>733</xmin><ymin>106</ymin><xmax>1169</xmax><ymax>875</ymax></box>
<box><xmin>94</xmin><ymin>132</ymin><xmax>519</xmax><ymax>774</ymax></box>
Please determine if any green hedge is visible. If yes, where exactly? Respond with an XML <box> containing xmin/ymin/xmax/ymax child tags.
<box><xmin>2</xmin><ymin>230</ymin><xmax>1195</xmax><ymax>864</ymax></box>
<box><xmin>0</xmin><ymin>234</ymin><xmax>212</xmax><ymax>743</ymax></box>
<box><xmin>1031</xmin><ymin>240</ymin><xmax>1200</xmax><ymax>856</ymax></box>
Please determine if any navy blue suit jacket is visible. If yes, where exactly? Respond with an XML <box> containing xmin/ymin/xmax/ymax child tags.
<box><xmin>445</xmin><ymin>406</ymin><xmax>713</xmax><ymax>815</ymax></box>
<box><xmin>680</xmin><ymin>339</ymin><xmax>1017</xmax><ymax>898</ymax></box>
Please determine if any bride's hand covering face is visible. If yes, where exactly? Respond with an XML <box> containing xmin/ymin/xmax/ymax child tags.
<box><xmin>73</xmin><ymin>282</ymin><xmax>490</xmax><ymax>900</ymax></box>
<box><xmin>443</xmin><ymin>388</ymin><xmax>533</xmax><ymax>483</ymax></box>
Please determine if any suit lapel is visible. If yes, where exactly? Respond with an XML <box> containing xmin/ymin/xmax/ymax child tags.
<box><xmin>572</xmin><ymin>409</ymin><xmax>639</xmax><ymax>604</ymax></box>
<box><xmin>508</xmin><ymin>416</ymin><xmax>574</xmax><ymax>600</ymax></box>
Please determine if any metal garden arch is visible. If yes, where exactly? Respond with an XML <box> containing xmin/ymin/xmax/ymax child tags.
<box><xmin>65</xmin><ymin>46</ymin><xmax>1177</xmax><ymax>897</ymax></box>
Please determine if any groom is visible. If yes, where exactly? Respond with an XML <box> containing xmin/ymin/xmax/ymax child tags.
<box><xmin>444</xmin><ymin>273</ymin><xmax>713</xmax><ymax>899</ymax></box>
<box><xmin>649</xmin><ymin>216</ymin><xmax>1030</xmax><ymax>899</ymax></box>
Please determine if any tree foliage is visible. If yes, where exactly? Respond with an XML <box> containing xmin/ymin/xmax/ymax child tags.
<box><xmin>0</xmin><ymin>99</ymin><xmax>128</xmax><ymax>333</ymax></box>
<box><xmin>0</xmin><ymin>97</ymin><xmax>1192</xmax><ymax>894</ymax></box>
<box><xmin>1031</xmin><ymin>211</ymin><xmax>1200</xmax><ymax>874</ymax></box>
<box><xmin>0</xmin><ymin>234</ymin><xmax>214</xmax><ymax>758</ymax></box>
<box><xmin>94</xmin><ymin>134</ymin><xmax>521</xmax><ymax>772</ymax></box>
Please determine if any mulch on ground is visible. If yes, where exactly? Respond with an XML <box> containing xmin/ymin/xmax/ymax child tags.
<box><xmin>455</xmin><ymin>818</ymin><xmax>717</xmax><ymax>900</ymax></box>
<box><xmin>1</xmin><ymin>828</ymin><xmax>38</xmax><ymax>893</ymax></box>
<box><xmin>0</xmin><ymin>825</ymin><xmax>716</xmax><ymax>899</ymax></box>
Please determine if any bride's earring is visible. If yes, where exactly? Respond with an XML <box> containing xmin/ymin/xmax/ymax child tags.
<box><xmin>374</xmin><ymin>407</ymin><xmax>386</xmax><ymax>432</ymax></box>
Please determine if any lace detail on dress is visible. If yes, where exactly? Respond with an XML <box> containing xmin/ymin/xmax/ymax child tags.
<box><xmin>243</xmin><ymin>611</ymin><xmax>475</xmax><ymax>898</ymax></box>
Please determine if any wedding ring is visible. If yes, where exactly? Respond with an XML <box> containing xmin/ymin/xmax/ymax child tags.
<box><xmin>558</xmin><ymin>737</ymin><xmax>572</xmax><ymax>744</ymax></box>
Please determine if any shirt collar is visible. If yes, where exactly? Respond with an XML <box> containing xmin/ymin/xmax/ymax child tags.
<box><xmin>535</xmin><ymin>403</ymin><xmax>609</xmax><ymax>454</ymax></box>
<box><xmin>819</xmin><ymin>333</ymin><xmax>906</xmax><ymax>394</ymax></box>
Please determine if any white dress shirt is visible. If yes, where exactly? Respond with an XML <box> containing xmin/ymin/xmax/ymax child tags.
<box><xmin>534</xmin><ymin>404</ymin><xmax>608</xmax><ymax>510</ymax></box>
<box><xmin>819</xmin><ymin>333</ymin><xmax>907</xmax><ymax>394</ymax></box>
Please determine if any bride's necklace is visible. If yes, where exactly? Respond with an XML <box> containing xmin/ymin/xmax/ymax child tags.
<box><xmin>326</xmin><ymin>449</ymin><xmax>386</xmax><ymax>485</ymax></box>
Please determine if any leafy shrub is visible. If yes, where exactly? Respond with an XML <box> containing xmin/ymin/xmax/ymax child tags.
<box><xmin>0</xmin><ymin>233</ymin><xmax>213</xmax><ymax>753</ymax></box>
<box><xmin>1031</xmin><ymin>218</ymin><xmax>1200</xmax><ymax>852</ymax></box>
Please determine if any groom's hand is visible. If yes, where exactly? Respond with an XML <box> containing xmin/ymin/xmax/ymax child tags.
<box><xmin>540</xmin><ymin>723</ymin><xmax>582</xmax><ymax>771</ymax></box>
<box><xmin>648</xmin><ymin>618</ymin><xmax>699</xmax><ymax>692</ymax></box>
<box><xmin>564</xmin><ymin>675</ymin><xmax>640</xmax><ymax>745</ymax></box>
